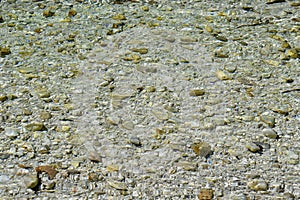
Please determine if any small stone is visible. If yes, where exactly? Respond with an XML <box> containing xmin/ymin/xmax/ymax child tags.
<box><xmin>43</xmin><ymin>9</ymin><xmax>55</xmax><ymax>17</ymax></box>
<box><xmin>23</xmin><ymin>174</ymin><xmax>39</xmax><ymax>189</ymax></box>
<box><xmin>215</xmin><ymin>35</ymin><xmax>228</xmax><ymax>42</ymax></box>
<box><xmin>25</xmin><ymin>122</ymin><xmax>46</xmax><ymax>131</ymax></box>
<box><xmin>151</xmin><ymin>109</ymin><xmax>169</xmax><ymax>120</ymax></box>
<box><xmin>191</xmin><ymin>142</ymin><xmax>213</xmax><ymax>158</ymax></box>
<box><xmin>112</xmin><ymin>14</ymin><xmax>126</xmax><ymax>20</ymax></box>
<box><xmin>7</xmin><ymin>94</ymin><xmax>17</xmax><ymax>100</ymax></box>
<box><xmin>4</xmin><ymin>127</ymin><xmax>19</xmax><ymax>138</ymax></box>
<box><xmin>198</xmin><ymin>188</ymin><xmax>214</xmax><ymax>200</ymax></box>
<box><xmin>0</xmin><ymin>47</ymin><xmax>11</xmax><ymax>57</ymax></box>
<box><xmin>35</xmin><ymin>88</ymin><xmax>51</xmax><ymax>98</ymax></box>
<box><xmin>266</xmin><ymin>0</ymin><xmax>285</xmax><ymax>4</ymax></box>
<box><xmin>87</xmin><ymin>150</ymin><xmax>102</xmax><ymax>163</ymax></box>
<box><xmin>61</xmin><ymin>126</ymin><xmax>70</xmax><ymax>132</ymax></box>
<box><xmin>106</xmin><ymin>165</ymin><xmax>119</xmax><ymax>172</ymax></box>
<box><xmin>247</xmin><ymin>179</ymin><xmax>268</xmax><ymax>191</ymax></box>
<box><xmin>286</xmin><ymin>49</ymin><xmax>299</xmax><ymax>59</ymax></box>
<box><xmin>70</xmin><ymin>159</ymin><xmax>81</xmax><ymax>168</ymax></box>
<box><xmin>245</xmin><ymin>142</ymin><xmax>262</xmax><ymax>153</ymax></box>
<box><xmin>290</xmin><ymin>2</ymin><xmax>300</xmax><ymax>6</ymax></box>
<box><xmin>122</xmin><ymin>120</ymin><xmax>135</xmax><ymax>130</ymax></box>
<box><xmin>145</xmin><ymin>86</ymin><xmax>156</xmax><ymax>92</ymax></box>
<box><xmin>176</xmin><ymin>161</ymin><xmax>198</xmax><ymax>171</ymax></box>
<box><xmin>107</xmin><ymin>180</ymin><xmax>127</xmax><ymax>190</ymax></box>
<box><xmin>17</xmin><ymin>67</ymin><xmax>36</xmax><ymax>74</ymax></box>
<box><xmin>130</xmin><ymin>48</ymin><xmax>148</xmax><ymax>54</ymax></box>
<box><xmin>0</xmin><ymin>95</ymin><xmax>7</xmax><ymax>102</ymax></box>
<box><xmin>214</xmin><ymin>48</ymin><xmax>229</xmax><ymax>58</ymax></box>
<box><xmin>189</xmin><ymin>89</ymin><xmax>205</xmax><ymax>96</ymax></box>
<box><xmin>262</xmin><ymin>128</ymin><xmax>278</xmax><ymax>139</ymax></box>
<box><xmin>269</xmin><ymin>104</ymin><xmax>290</xmax><ymax>115</ymax></box>
<box><xmin>68</xmin><ymin>9</ymin><xmax>77</xmax><ymax>17</ymax></box>
<box><xmin>106</xmin><ymin>116</ymin><xmax>121</xmax><ymax>125</ymax></box>
<box><xmin>0</xmin><ymin>15</ymin><xmax>4</xmax><ymax>23</ymax></box>
<box><xmin>215</xmin><ymin>70</ymin><xmax>232</xmax><ymax>80</ymax></box>
<box><xmin>286</xmin><ymin>151</ymin><xmax>299</xmax><ymax>164</ymax></box>
<box><xmin>129</xmin><ymin>136</ymin><xmax>141</xmax><ymax>146</ymax></box>
<box><xmin>35</xmin><ymin>165</ymin><xmax>58</xmax><ymax>179</ymax></box>
<box><xmin>40</xmin><ymin>111</ymin><xmax>52</xmax><ymax>120</ymax></box>
<box><xmin>141</xmin><ymin>6</ymin><xmax>149</xmax><ymax>11</ymax></box>
<box><xmin>205</xmin><ymin>25</ymin><xmax>213</xmax><ymax>33</ymax></box>
<box><xmin>179</xmin><ymin>36</ymin><xmax>198</xmax><ymax>43</ymax></box>
<box><xmin>164</xmin><ymin>35</ymin><xmax>176</xmax><ymax>42</ymax></box>
<box><xmin>260</xmin><ymin>115</ymin><xmax>275</xmax><ymax>127</ymax></box>
<box><xmin>224</xmin><ymin>65</ymin><xmax>236</xmax><ymax>73</ymax></box>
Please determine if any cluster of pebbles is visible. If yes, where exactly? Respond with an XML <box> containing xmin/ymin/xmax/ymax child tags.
<box><xmin>0</xmin><ymin>0</ymin><xmax>299</xmax><ymax>199</ymax></box>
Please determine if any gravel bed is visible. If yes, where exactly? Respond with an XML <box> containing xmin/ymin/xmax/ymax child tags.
<box><xmin>0</xmin><ymin>0</ymin><xmax>299</xmax><ymax>199</ymax></box>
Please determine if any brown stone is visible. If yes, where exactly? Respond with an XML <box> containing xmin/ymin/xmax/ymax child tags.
<box><xmin>198</xmin><ymin>188</ymin><xmax>214</xmax><ymax>200</ymax></box>
<box><xmin>35</xmin><ymin>165</ymin><xmax>58</xmax><ymax>179</ymax></box>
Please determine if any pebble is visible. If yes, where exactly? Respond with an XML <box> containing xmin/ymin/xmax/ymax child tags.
<box><xmin>176</xmin><ymin>161</ymin><xmax>198</xmax><ymax>171</ymax></box>
<box><xmin>245</xmin><ymin>142</ymin><xmax>262</xmax><ymax>153</ymax></box>
<box><xmin>247</xmin><ymin>179</ymin><xmax>268</xmax><ymax>191</ymax></box>
<box><xmin>39</xmin><ymin>111</ymin><xmax>52</xmax><ymax>120</ymax></box>
<box><xmin>107</xmin><ymin>180</ymin><xmax>127</xmax><ymax>190</ymax></box>
<box><xmin>121</xmin><ymin>120</ymin><xmax>135</xmax><ymax>130</ymax></box>
<box><xmin>215</xmin><ymin>70</ymin><xmax>232</xmax><ymax>80</ymax></box>
<box><xmin>112</xmin><ymin>14</ymin><xmax>126</xmax><ymax>20</ymax></box>
<box><xmin>129</xmin><ymin>136</ymin><xmax>141</xmax><ymax>146</ymax></box>
<box><xmin>262</xmin><ymin>128</ymin><xmax>278</xmax><ymax>139</ymax></box>
<box><xmin>87</xmin><ymin>150</ymin><xmax>102</xmax><ymax>163</ymax></box>
<box><xmin>189</xmin><ymin>89</ymin><xmax>205</xmax><ymax>97</ymax></box>
<box><xmin>260</xmin><ymin>115</ymin><xmax>276</xmax><ymax>127</ymax></box>
<box><xmin>191</xmin><ymin>142</ymin><xmax>213</xmax><ymax>158</ymax></box>
<box><xmin>0</xmin><ymin>47</ymin><xmax>11</xmax><ymax>57</ymax></box>
<box><xmin>25</xmin><ymin>122</ymin><xmax>46</xmax><ymax>131</ymax></box>
<box><xmin>198</xmin><ymin>188</ymin><xmax>214</xmax><ymax>200</ymax></box>
<box><xmin>4</xmin><ymin>127</ymin><xmax>19</xmax><ymax>138</ymax></box>
<box><xmin>23</xmin><ymin>174</ymin><xmax>39</xmax><ymax>189</ymax></box>
<box><xmin>43</xmin><ymin>9</ymin><xmax>55</xmax><ymax>18</ymax></box>
<box><xmin>130</xmin><ymin>48</ymin><xmax>148</xmax><ymax>54</ymax></box>
<box><xmin>151</xmin><ymin>109</ymin><xmax>169</xmax><ymax>121</ymax></box>
<box><xmin>285</xmin><ymin>151</ymin><xmax>299</xmax><ymax>165</ymax></box>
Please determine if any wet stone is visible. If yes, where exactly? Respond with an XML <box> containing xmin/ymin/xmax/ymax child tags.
<box><xmin>260</xmin><ymin>115</ymin><xmax>276</xmax><ymax>127</ymax></box>
<box><xmin>215</xmin><ymin>70</ymin><xmax>232</xmax><ymax>80</ymax></box>
<box><xmin>191</xmin><ymin>142</ymin><xmax>213</xmax><ymax>158</ymax></box>
<box><xmin>25</xmin><ymin>122</ymin><xmax>46</xmax><ymax>131</ymax></box>
<box><xmin>4</xmin><ymin>127</ymin><xmax>19</xmax><ymax>138</ymax></box>
<box><xmin>107</xmin><ymin>180</ymin><xmax>127</xmax><ymax>190</ymax></box>
<box><xmin>122</xmin><ymin>120</ymin><xmax>135</xmax><ymax>130</ymax></box>
<box><xmin>0</xmin><ymin>47</ymin><xmax>11</xmax><ymax>57</ymax></box>
<box><xmin>179</xmin><ymin>36</ymin><xmax>198</xmax><ymax>43</ymax></box>
<box><xmin>130</xmin><ymin>48</ymin><xmax>148</xmax><ymax>54</ymax></box>
<box><xmin>40</xmin><ymin>111</ymin><xmax>52</xmax><ymax>120</ymax></box>
<box><xmin>112</xmin><ymin>14</ymin><xmax>126</xmax><ymax>20</ymax></box>
<box><xmin>43</xmin><ymin>9</ymin><xmax>55</xmax><ymax>17</ymax></box>
<box><xmin>245</xmin><ymin>142</ymin><xmax>262</xmax><ymax>153</ymax></box>
<box><xmin>129</xmin><ymin>136</ymin><xmax>141</xmax><ymax>146</ymax></box>
<box><xmin>0</xmin><ymin>95</ymin><xmax>7</xmax><ymax>102</ymax></box>
<box><xmin>247</xmin><ymin>179</ymin><xmax>268</xmax><ymax>191</ymax></box>
<box><xmin>198</xmin><ymin>188</ymin><xmax>214</xmax><ymax>200</ymax></box>
<box><xmin>262</xmin><ymin>128</ymin><xmax>278</xmax><ymax>139</ymax></box>
<box><xmin>189</xmin><ymin>89</ymin><xmax>205</xmax><ymax>97</ymax></box>
<box><xmin>23</xmin><ymin>174</ymin><xmax>39</xmax><ymax>189</ymax></box>
<box><xmin>151</xmin><ymin>109</ymin><xmax>169</xmax><ymax>121</ymax></box>
<box><xmin>87</xmin><ymin>150</ymin><xmax>102</xmax><ymax>163</ymax></box>
<box><xmin>176</xmin><ymin>161</ymin><xmax>198</xmax><ymax>171</ymax></box>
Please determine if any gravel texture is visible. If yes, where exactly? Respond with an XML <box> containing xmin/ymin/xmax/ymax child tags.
<box><xmin>0</xmin><ymin>0</ymin><xmax>299</xmax><ymax>199</ymax></box>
